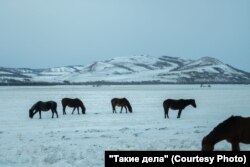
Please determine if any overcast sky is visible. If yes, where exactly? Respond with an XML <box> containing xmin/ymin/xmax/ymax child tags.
<box><xmin>0</xmin><ymin>0</ymin><xmax>249</xmax><ymax>71</ymax></box>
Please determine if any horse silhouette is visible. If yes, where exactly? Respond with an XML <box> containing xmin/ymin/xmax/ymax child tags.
<box><xmin>61</xmin><ymin>98</ymin><xmax>86</xmax><ymax>115</ymax></box>
<box><xmin>111</xmin><ymin>98</ymin><xmax>132</xmax><ymax>113</ymax></box>
<box><xmin>202</xmin><ymin>115</ymin><xmax>250</xmax><ymax>151</ymax></box>
<box><xmin>29</xmin><ymin>101</ymin><xmax>58</xmax><ymax>119</ymax></box>
<box><xmin>163</xmin><ymin>99</ymin><xmax>196</xmax><ymax>118</ymax></box>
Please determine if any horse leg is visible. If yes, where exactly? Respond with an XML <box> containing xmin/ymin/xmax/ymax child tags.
<box><xmin>120</xmin><ymin>106</ymin><xmax>123</xmax><ymax>113</ymax></box>
<box><xmin>55</xmin><ymin>110</ymin><xmax>58</xmax><ymax>118</ymax></box>
<box><xmin>39</xmin><ymin>110</ymin><xmax>42</xmax><ymax>119</ymax></box>
<box><xmin>125</xmin><ymin>106</ymin><xmax>128</xmax><ymax>113</ymax></box>
<box><xmin>63</xmin><ymin>106</ymin><xmax>66</xmax><ymax>115</ymax></box>
<box><xmin>177</xmin><ymin>109</ymin><xmax>182</xmax><ymax>118</ymax></box>
<box><xmin>164</xmin><ymin>107</ymin><xmax>169</xmax><ymax>119</ymax></box>
<box><xmin>52</xmin><ymin>110</ymin><xmax>54</xmax><ymax>118</ymax></box>
<box><xmin>77</xmin><ymin>107</ymin><xmax>80</xmax><ymax>115</ymax></box>
<box><xmin>112</xmin><ymin>104</ymin><xmax>116</xmax><ymax>113</ymax></box>
<box><xmin>72</xmin><ymin>107</ymin><xmax>76</xmax><ymax>114</ymax></box>
<box><xmin>232</xmin><ymin>142</ymin><xmax>240</xmax><ymax>151</ymax></box>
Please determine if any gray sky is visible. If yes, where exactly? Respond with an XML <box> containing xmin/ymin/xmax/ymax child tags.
<box><xmin>0</xmin><ymin>0</ymin><xmax>249</xmax><ymax>71</ymax></box>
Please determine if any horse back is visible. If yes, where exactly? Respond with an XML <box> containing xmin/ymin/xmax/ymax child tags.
<box><xmin>75</xmin><ymin>98</ymin><xmax>83</xmax><ymax>104</ymax></box>
<box><xmin>216</xmin><ymin>116</ymin><xmax>250</xmax><ymax>144</ymax></box>
<box><xmin>46</xmin><ymin>101</ymin><xmax>57</xmax><ymax>110</ymax></box>
<box><xmin>61</xmin><ymin>98</ymin><xmax>70</xmax><ymax>105</ymax></box>
<box><xmin>62</xmin><ymin>98</ymin><xmax>83</xmax><ymax>107</ymax></box>
<box><xmin>62</xmin><ymin>98</ymin><xmax>73</xmax><ymax>106</ymax></box>
<box><xmin>111</xmin><ymin>98</ymin><xmax>118</xmax><ymax>105</ymax></box>
<box><xmin>111</xmin><ymin>98</ymin><xmax>125</xmax><ymax>107</ymax></box>
<box><xmin>35</xmin><ymin>101</ymin><xmax>56</xmax><ymax>111</ymax></box>
<box><xmin>235</xmin><ymin>117</ymin><xmax>250</xmax><ymax>143</ymax></box>
<box><xmin>163</xmin><ymin>99</ymin><xmax>184</xmax><ymax>110</ymax></box>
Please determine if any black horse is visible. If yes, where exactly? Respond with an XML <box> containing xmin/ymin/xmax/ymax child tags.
<box><xmin>29</xmin><ymin>101</ymin><xmax>58</xmax><ymax>119</ymax></box>
<box><xmin>61</xmin><ymin>98</ymin><xmax>86</xmax><ymax>115</ymax></box>
<box><xmin>202</xmin><ymin>115</ymin><xmax>250</xmax><ymax>151</ymax></box>
<box><xmin>111</xmin><ymin>98</ymin><xmax>132</xmax><ymax>113</ymax></box>
<box><xmin>163</xmin><ymin>99</ymin><xmax>196</xmax><ymax>118</ymax></box>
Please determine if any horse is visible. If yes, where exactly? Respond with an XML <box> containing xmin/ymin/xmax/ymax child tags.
<box><xmin>61</xmin><ymin>98</ymin><xmax>86</xmax><ymax>115</ymax></box>
<box><xmin>111</xmin><ymin>98</ymin><xmax>132</xmax><ymax>113</ymax></box>
<box><xmin>163</xmin><ymin>99</ymin><xmax>196</xmax><ymax>118</ymax></box>
<box><xmin>29</xmin><ymin>101</ymin><xmax>58</xmax><ymax>119</ymax></box>
<box><xmin>202</xmin><ymin>115</ymin><xmax>250</xmax><ymax>151</ymax></box>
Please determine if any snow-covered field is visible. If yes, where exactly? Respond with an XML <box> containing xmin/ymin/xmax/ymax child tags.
<box><xmin>0</xmin><ymin>85</ymin><xmax>250</xmax><ymax>167</ymax></box>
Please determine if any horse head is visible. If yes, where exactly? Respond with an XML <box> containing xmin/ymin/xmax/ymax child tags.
<box><xmin>81</xmin><ymin>104</ymin><xmax>86</xmax><ymax>114</ymax></box>
<box><xmin>123</xmin><ymin>98</ymin><xmax>132</xmax><ymax>113</ymax></box>
<box><xmin>128</xmin><ymin>107</ymin><xmax>132</xmax><ymax>113</ymax></box>
<box><xmin>29</xmin><ymin>109</ymin><xmax>33</xmax><ymax>119</ymax></box>
<box><xmin>201</xmin><ymin>135</ymin><xmax>214</xmax><ymax>151</ymax></box>
<box><xmin>76</xmin><ymin>99</ymin><xmax>86</xmax><ymax>114</ymax></box>
<box><xmin>191</xmin><ymin>99</ymin><xmax>197</xmax><ymax>108</ymax></box>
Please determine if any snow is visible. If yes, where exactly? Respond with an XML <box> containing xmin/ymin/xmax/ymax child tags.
<box><xmin>0</xmin><ymin>71</ymin><xmax>12</xmax><ymax>75</ymax></box>
<box><xmin>0</xmin><ymin>85</ymin><xmax>250</xmax><ymax>167</ymax></box>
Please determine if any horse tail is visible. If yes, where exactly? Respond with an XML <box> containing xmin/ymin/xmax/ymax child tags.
<box><xmin>61</xmin><ymin>99</ymin><xmax>67</xmax><ymax>114</ymax></box>
<box><xmin>163</xmin><ymin>100</ymin><xmax>170</xmax><ymax>118</ymax></box>
<box><xmin>124</xmin><ymin>98</ymin><xmax>132</xmax><ymax>113</ymax></box>
<box><xmin>163</xmin><ymin>100</ymin><xmax>167</xmax><ymax>111</ymax></box>
<box><xmin>111</xmin><ymin>98</ymin><xmax>116</xmax><ymax>112</ymax></box>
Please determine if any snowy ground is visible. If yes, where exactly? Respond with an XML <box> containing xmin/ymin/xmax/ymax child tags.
<box><xmin>0</xmin><ymin>85</ymin><xmax>250</xmax><ymax>167</ymax></box>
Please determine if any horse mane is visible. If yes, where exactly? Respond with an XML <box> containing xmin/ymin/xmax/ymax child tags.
<box><xmin>123</xmin><ymin>98</ymin><xmax>132</xmax><ymax>113</ymax></box>
<box><xmin>30</xmin><ymin>101</ymin><xmax>41</xmax><ymax>112</ymax></box>
<box><xmin>77</xmin><ymin>98</ymin><xmax>85</xmax><ymax>111</ymax></box>
<box><xmin>186</xmin><ymin>99</ymin><xmax>195</xmax><ymax>103</ymax></box>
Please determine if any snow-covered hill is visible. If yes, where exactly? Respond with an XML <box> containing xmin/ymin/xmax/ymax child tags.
<box><xmin>1</xmin><ymin>55</ymin><xmax>250</xmax><ymax>84</ymax></box>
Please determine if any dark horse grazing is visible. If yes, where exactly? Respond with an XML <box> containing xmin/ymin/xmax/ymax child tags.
<box><xmin>163</xmin><ymin>99</ymin><xmax>196</xmax><ymax>118</ymax></box>
<box><xmin>61</xmin><ymin>98</ymin><xmax>86</xmax><ymax>115</ymax></box>
<box><xmin>29</xmin><ymin>101</ymin><xmax>58</xmax><ymax>119</ymax></box>
<box><xmin>202</xmin><ymin>115</ymin><xmax>250</xmax><ymax>151</ymax></box>
<box><xmin>111</xmin><ymin>98</ymin><xmax>132</xmax><ymax>113</ymax></box>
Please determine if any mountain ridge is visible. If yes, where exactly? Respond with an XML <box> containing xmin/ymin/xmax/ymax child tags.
<box><xmin>1</xmin><ymin>55</ymin><xmax>250</xmax><ymax>85</ymax></box>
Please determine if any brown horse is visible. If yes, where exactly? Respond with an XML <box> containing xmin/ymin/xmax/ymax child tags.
<box><xmin>111</xmin><ymin>98</ymin><xmax>132</xmax><ymax>113</ymax></box>
<box><xmin>202</xmin><ymin>115</ymin><xmax>250</xmax><ymax>151</ymax></box>
<box><xmin>61</xmin><ymin>98</ymin><xmax>86</xmax><ymax>115</ymax></box>
<box><xmin>163</xmin><ymin>99</ymin><xmax>196</xmax><ymax>118</ymax></box>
